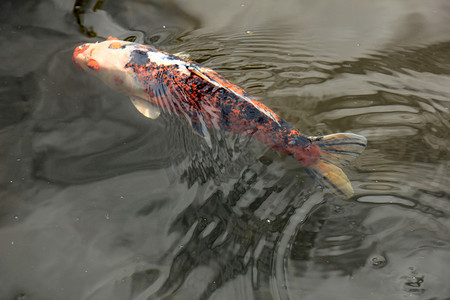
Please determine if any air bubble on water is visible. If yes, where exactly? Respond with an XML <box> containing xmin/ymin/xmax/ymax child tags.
<box><xmin>334</xmin><ymin>205</ymin><xmax>343</xmax><ymax>213</ymax></box>
<box><xmin>369</xmin><ymin>255</ymin><xmax>387</xmax><ymax>269</ymax></box>
<box><xmin>401</xmin><ymin>267</ymin><xmax>425</xmax><ymax>295</ymax></box>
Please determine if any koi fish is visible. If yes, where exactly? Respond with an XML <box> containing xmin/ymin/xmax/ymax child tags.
<box><xmin>73</xmin><ymin>37</ymin><xmax>367</xmax><ymax>198</ymax></box>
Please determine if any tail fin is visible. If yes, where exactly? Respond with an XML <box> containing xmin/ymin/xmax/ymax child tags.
<box><xmin>305</xmin><ymin>133</ymin><xmax>367</xmax><ymax>199</ymax></box>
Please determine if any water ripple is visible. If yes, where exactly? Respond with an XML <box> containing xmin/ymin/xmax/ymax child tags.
<box><xmin>1</xmin><ymin>1</ymin><xmax>450</xmax><ymax>299</ymax></box>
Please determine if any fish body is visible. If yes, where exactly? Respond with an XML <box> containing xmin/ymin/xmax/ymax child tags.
<box><xmin>73</xmin><ymin>37</ymin><xmax>367</xmax><ymax>198</ymax></box>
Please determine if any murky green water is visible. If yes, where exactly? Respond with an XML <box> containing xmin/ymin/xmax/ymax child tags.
<box><xmin>0</xmin><ymin>0</ymin><xmax>449</xmax><ymax>299</ymax></box>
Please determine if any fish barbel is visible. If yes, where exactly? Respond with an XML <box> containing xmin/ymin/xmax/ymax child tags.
<box><xmin>73</xmin><ymin>37</ymin><xmax>367</xmax><ymax>198</ymax></box>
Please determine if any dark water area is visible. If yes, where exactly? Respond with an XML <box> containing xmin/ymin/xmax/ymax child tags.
<box><xmin>1</xmin><ymin>0</ymin><xmax>449</xmax><ymax>299</ymax></box>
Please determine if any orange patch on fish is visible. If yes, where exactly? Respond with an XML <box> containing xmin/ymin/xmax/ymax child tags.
<box><xmin>107</xmin><ymin>36</ymin><xmax>119</xmax><ymax>41</ymax></box>
<box><xmin>109</xmin><ymin>42</ymin><xmax>123</xmax><ymax>49</ymax></box>
<box><xmin>87</xmin><ymin>58</ymin><xmax>100</xmax><ymax>70</ymax></box>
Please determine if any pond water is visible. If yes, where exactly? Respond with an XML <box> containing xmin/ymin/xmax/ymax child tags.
<box><xmin>0</xmin><ymin>0</ymin><xmax>449</xmax><ymax>299</ymax></box>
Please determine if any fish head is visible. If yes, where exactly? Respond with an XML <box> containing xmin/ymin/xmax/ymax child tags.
<box><xmin>73</xmin><ymin>37</ymin><xmax>191</xmax><ymax>104</ymax></box>
<box><xmin>72</xmin><ymin>37</ymin><xmax>147</xmax><ymax>97</ymax></box>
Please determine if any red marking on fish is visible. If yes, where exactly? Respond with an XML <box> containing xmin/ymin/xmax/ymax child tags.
<box><xmin>87</xmin><ymin>58</ymin><xmax>99</xmax><ymax>71</ymax></box>
<box><xmin>114</xmin><ymin>75</ymin><xmax>124</xmax><ymax>85</ymax></box>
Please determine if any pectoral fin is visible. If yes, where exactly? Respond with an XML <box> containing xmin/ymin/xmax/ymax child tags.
<box><xmin>130</xmin><ymin>96</ymin><xmax>161</xmax><ymax>119</ymax></box>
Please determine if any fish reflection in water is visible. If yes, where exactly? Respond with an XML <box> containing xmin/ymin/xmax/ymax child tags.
<box><xmin>129</xmin><ymin>140</ymin><xmax>318</xmax><ymax>300</ymax></box>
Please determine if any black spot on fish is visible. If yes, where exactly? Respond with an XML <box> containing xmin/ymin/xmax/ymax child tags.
<box><xmin>220</xmin><ymin>102</ymin><xmax>234</xmax><ymax>128</ymax></box>
<box><xmin>243</xmin><ymin>106</ymin><xmax>258</xmax><ymax>121</ymax></box>
<box><xmin>128</xmin><ymin>50</ymin><xmax>150</xmax><ymax>66</ymax></box>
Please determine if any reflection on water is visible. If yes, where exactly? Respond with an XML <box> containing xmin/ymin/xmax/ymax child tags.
<box><xmin>0</xmin><ymin>0</ymin><xmax>449</xmax><ymax>299</ymax></box>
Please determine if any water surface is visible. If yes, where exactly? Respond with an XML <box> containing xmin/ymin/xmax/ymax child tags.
<box><xmin>0</xmin><ymin>0</ymin><xmax>449</xmax><ymax>299</ymax></box>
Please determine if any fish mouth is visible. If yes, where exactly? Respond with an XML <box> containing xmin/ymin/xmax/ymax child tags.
<box><xmin>72</xmin><ymin>43</ymin><xmax>91</xmax><ymax>69</ymax></box>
